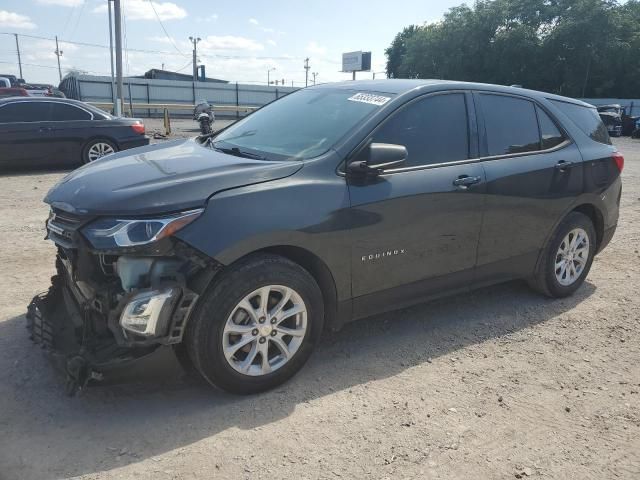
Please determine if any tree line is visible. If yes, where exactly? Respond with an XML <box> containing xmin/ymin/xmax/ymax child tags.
<box><xmin>385</xmin><ymin>0</ymin><xmax>640</xmax><ymax>98</ymax></box>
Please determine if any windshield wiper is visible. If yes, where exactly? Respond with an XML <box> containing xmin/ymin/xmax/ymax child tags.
<box><xmin>212</xmin><ymin>143</ymin><xmax>267</xmax><ymax>160</ymax></box>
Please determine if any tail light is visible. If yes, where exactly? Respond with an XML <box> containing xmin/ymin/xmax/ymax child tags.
<box><xmin>612</xmin><ymin>151</ymin><xmax>624</xmax><ymax>172</ymax></box>
<box><xmin>131</xmin><ymin>123</ymin><xmax>145</xmax><ymax>135</ymax></box>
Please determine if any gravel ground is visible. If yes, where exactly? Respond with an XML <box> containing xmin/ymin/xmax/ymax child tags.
<box><xmin>0</xmin><ymin>131</ymin><xmax>638</xmax><ymax>480</ymax></box>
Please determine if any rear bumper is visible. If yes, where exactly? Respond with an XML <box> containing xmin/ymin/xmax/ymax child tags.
<box><xmin>597</xmin><ymin>224</ymin><xmax>617</xmax><ymax>254</ymax></box>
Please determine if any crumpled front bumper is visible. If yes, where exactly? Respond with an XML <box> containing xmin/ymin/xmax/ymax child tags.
<box><xmin>26</xmin><ymin>245</ymin><xmax>211</xmax><ymax>394</ymax></box>
<box><xmin>26</xmin><ymin>275</ymin><xmax>160</xmax><ymax>395</ymax></box>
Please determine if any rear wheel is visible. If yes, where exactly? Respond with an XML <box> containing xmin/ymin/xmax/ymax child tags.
<box><xmin>82</xmin><ymin>139</ymin><xmax>117</xmax><ymax>163</ymax></box>
<box><xmin>183</xmin><ymin>254</ymin><xmax>324</xmax><ymax>394</ymax></box>
<box><xmin>529</xmin><ymin>212</ymin><xmax>596</xmax><ymax>298</ymax></box>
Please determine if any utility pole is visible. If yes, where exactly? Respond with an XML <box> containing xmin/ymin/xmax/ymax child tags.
<box><xmin>304</xmin><ymin>58</ymin><xmax>310</xmax><ymax>87</ymax></box>
<box><xmin>108</xmin><ymin>0</ymin><xmax>116</xmax><ymax>107</ymax></box>
<box><xmin>14</xmin><ymin>34</ymin><xmax>23</xmax><ymax>80</ymax></box>
<box><xmin>54</xmin><ymin>36</ymin><xmax>63</xmax><ymax>82</ymax></box>
<box><xmin>113</xmin><ymin>0</ymin><xmax>124</xmax><ymax>116</ymax></box>
<box><xmin>312</xmin><ymin>72</ymin><xmax>318</xmax><ymax>85</ymax></box>
<box><xmin>189</xmin><ymin>36</ymin><xmax>201</xmax><ymax>81</ymax></box>
<box><xmin>267</xmin><ymin>67</ymin><xmax>275</xmax><ymax>85</ymax></box>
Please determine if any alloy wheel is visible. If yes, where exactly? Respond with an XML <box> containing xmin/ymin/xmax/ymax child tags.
<box><xmin>222</xmin><ymin>285</ymin><xmax>307</xmax><ymax>376</ymax></box>
<box><xmin>87</xmin><ymin>142</ymin><xmax>115</xmax><ymax>161</ymax></box>
<box><xmin>555</xmin><ymin>227</ymin><xmax>590</xmax><ymax>286</ymax></box>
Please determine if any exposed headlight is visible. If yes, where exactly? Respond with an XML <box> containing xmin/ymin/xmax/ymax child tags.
<box><xmin>120</xmin><ymin>288</ymin><xmax>178</xmax><ymax>337</ymax></box>
<box><xmin>82</xmin><ymin>209</ymin><xmax>203</xmax><ymax>249</ymax></box>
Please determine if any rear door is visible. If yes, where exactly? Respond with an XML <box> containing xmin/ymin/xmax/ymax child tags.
<box><xmin>48</xmin><ymin>102</ymin><xmax>95</xmax><ymax>165</ymax></box>
<box><xmin>0</xmin><ymin>101</ymin><xmax>54</xmax><ymax>168</ymax></box>
<box><xmin>474</xmin><ymin>92</ymin><xmax>583</xmax><ymax>282</ymax></box>
<box><xmin>348</xmin><ymin>91</ymin><xmax>486</xmax><ymax>317</ymax></box>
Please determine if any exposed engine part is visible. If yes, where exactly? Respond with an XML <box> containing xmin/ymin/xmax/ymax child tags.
<box><xmin>26</xmin><ymin>239</ymin><xmax>221</xmax><ymax>394</ymax></box>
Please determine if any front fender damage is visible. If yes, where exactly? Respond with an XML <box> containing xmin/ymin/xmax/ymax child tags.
<box><xmin>26</xmin><ymin>239</ymin><xmax>221</xmax><ymax>395</ymax></box>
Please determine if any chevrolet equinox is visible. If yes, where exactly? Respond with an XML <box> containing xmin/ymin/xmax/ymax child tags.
<box><xmin>27</xmin><ymin>80</ymin><xmax>623</xmax><ymax>394</ymax></box>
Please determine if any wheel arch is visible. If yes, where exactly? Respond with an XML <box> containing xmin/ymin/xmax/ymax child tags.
<box><xmin>258</xmin><ymin>245</ymin><xmax>340</xmax><ymax>331</ymax></box>
<box><xmin>571</xmin><ymin>203</ymin><xmax>604</xmax><ymax>251</ymax></box>
<box><xmin>82</xmin><ymin>135</ymin><xmax>120</xmax><ymax>150</ymax></box>
<box><xmin>533</xmin><ymin>201</ymin><xmax>605</xmax><ymax>278</ymax></box>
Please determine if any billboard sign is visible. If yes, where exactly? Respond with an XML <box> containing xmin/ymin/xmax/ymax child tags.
<box><xmin>342</xmin><ymin>51</ymin><xmax>372</xmax><ymax>72</ymax></box>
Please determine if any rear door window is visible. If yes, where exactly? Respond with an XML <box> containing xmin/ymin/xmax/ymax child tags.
<box><xmin>536</xmin><ymin>106</ymin><xmax>565</xmax><ymax>150</ymax></box>
<box><xmin>371</xmin><ymin>93</ymin><xmax>469</xmax><ymax>167</ymax></box>
<box><xmin>50</xmin><ymin>103</ymin><xmax>92</xmax><ymax>121</ymax></box>
<box><xmin>549</xmin><ymin>100</ymin><xmax>610</xmax><ymax>145</ymax></box>
<box><xmin>0</xmin><ymin>102</ymin><xmax>53</xmax><ymax>122</ymax></box>
<box><xmin>479</xmin><ymin>94</ymin><xmax>540</xmax><ymax>156</ymax></box>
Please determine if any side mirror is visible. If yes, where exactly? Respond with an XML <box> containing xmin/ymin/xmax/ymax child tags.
<box><xmin>347</xmin><ymin>143</ymin><xmax>407</xmax><ymax>176</ymax></box>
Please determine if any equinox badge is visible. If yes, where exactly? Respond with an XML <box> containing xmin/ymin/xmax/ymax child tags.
<box><xmin>361</xmin><ymin>249</ymin><xmax>406</xmax><ymax>262</ymax></box>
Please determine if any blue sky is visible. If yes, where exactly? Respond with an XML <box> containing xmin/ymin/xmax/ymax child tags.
<box><xmin>0</xmin><ymin>0</ymin><xmax>462</xmax><ymax>85</ymax></box>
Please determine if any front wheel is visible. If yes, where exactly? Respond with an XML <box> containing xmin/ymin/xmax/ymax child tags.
<box><xmin>199</xmin><ymin>119</ymin><xmax>212</xmax><ymax>135</ymax></box>
<box><xmin>183</xmin><ymin>254</ymin><xmax>324</xmax><ymax>394</ymax></box>
<box><xmin>529</xmin><ymin>212</ymin><xmax>596</xmax><ymax>298</ymax></box>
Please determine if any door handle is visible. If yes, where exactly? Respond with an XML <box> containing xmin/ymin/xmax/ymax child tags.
<box><xmin>453</xmin><ymin>175</ymin><xmax>482</xmax><ymax>188</ymax></box>
<box><xmin>554</xmin><ymin>160</ymin><xmax>575</xmax><ymax>171</ymax></box>
<box><xmin>38</xmin><ymin>127</ymin><xmax>52</xmax><ymax>132</ymax></box>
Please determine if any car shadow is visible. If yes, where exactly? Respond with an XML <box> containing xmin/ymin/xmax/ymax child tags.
<box><xmin>0</xmin><ymin>279</ymin><xmax>595</xmax><ymax>479</ymax></box>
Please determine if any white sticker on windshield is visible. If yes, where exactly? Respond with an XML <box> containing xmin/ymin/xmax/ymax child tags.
<box><xmin>347</xmin><ymin>93</ymin><xmax>391</xmax><ymax>106</ymax></box>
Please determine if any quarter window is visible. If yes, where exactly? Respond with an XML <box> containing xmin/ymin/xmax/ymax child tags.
<box><xmin>0</xmin><ymin>102</ymin><xmax>52</xmax><ymax>122</ymax></box>
<box><xmin>479</xmin><ymin>94</ymin><xmax>540</xmax><ymax>156</ymax></box>
<box><xmin>536</xmin><ymin>106</ymin><xmax>565</xmax><ymax>150</ymax></box>
<box><xmin>549</xmin><ymin>100</ymin><xmax>610</xmax><ymax>145</ymax></box>
<box><xmin>371</xmin><ymin>93</ymin><xmax>469</xmax><ymax>168</ymax></box>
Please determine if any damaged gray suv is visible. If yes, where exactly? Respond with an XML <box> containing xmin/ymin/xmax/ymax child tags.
<box><xmin>28</xmin><ymin>80</ymin><xmax>622</xmax><ymax>394</ymax></box>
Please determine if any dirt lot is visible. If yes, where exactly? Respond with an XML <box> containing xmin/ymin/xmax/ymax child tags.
<box><xmin>0</xmin><ymin>129</ymin><xmax>638</xmax><ymax>480</ymax></box>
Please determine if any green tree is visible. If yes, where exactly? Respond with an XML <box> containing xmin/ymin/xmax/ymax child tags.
<box><xmin>385</xmin><ymin>0</ymin><xmax>640</xmax><ymax>97</ymax></box>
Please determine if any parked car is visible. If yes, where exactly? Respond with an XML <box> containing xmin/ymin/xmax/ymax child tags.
<box><xmin>0</xmin><ymin>97</ymin><xmax>148</xmax><ymax>168</ymax></box>
<box><xmin>597</xmin><ymin>104</ymin><xmax>623</xmax><ymax>137</ymax></box>
<box><xmin>0</xmin><ymin>74</ymin><xmax>23</xmax><ymax>87</ymax></box>
<box><xmin>28</xmin><ymin>80</ymin><xmax>622</xmax><ymax>395</ymax></box>
<box><xmin>0</xmin><ymin>87</ymin><xmax>28</xmax><ymax>99</ymax></box>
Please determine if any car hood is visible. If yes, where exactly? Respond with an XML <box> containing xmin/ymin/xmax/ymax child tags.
<box><xmin>45</xmin><ymin>138</ymin><xmax>303</xmax><ymax>216</ymax></box>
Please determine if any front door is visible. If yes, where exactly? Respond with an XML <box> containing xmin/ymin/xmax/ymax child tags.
<box><xmin>0</xmin><ymin>101</ymin><xmax>54</xmax><ymax>168</ymax></box>
<box><xmin>347</xmin><ymin>92</ymin><xmax>486</xmax><ymax>318</ymax></box>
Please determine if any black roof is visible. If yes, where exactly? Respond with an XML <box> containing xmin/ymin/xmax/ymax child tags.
<box><xmin>313</xmin><ymin>79</ymin><xmax>591</xmax><ymax>107</ymax></box>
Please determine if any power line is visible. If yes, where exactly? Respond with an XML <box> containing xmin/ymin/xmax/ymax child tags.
<box><xmin>0</xmin><ymin>59</ymin><xmax>111</xmax><ymax>75</ymax></box>
<box><xmin>0</xmin><ymin>32</ymin><xmax>305</xmax><ymax>61</ymax></box>
<box><xmin>68</xmin><ymin>0</ymin><xmax>87</xmax><ymax>40</ymax></box>
<box><xmin>147</xmin><ymin>0</ymin><xmax>187</xmax><ymax>56</ymax></box>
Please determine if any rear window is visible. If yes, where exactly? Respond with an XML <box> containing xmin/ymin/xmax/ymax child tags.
<box><xmin>536</xmin><ymin>106</ymin><xmax>565</xmax><ymax>150</ymax></box>
<box><xmin>479</xmin><ymin>94</ymin><xmax>540</xmax><ymax>156</ymax></box>
<box><xmin>50</xmin><ymin>103</ymin><xmax>92</xmax><ymax>121</ymax></box>
<box><xmin>549</xmin><ymin>100</ymin><xmax>611</xmax><ymax>145</ymax></box>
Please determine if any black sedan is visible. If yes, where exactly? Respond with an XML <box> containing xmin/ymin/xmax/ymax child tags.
<box><xmin>0</xmin><ymin>97</ymin><xmax>149</xmax><ymax>168</ymax></box>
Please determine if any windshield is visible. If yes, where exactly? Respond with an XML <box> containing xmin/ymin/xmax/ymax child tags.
<box><xmin>212</xmin><ymin>89</ymin><xmax>393</xmax><ymax>160</ymax></box>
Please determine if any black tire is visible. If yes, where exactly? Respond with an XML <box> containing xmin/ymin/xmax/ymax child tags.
<box><xmin>183</xmin><ymin>253</ymin><xmax>324</xmax><ymax>394</ymax></box>
<box><xmin>81</xmin><ymin>138</ymin><xmax>117</xmax><ymax>164</ymax></box>
<box><xmin>529</xmin><ymin>212</ymin><xmax>596</xmax><ymax>298</ymax></box>
<box><xmin>199</xmin><ymin>119</ymin><xmax>211</xmax><ymax>135</ymax></box>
